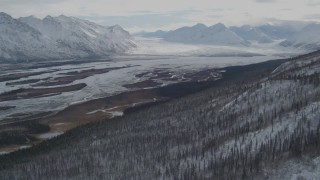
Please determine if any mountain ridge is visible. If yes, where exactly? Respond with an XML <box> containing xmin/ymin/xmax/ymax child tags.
<box><xmin>137</xmin><ymin>22</ymin><xmax>320</xmax><ymax>50</ymax></box>
<box><xmin>162</xmin><ymin>23</ymin><xmax>249</xmax><ymax>46</ymax></box>
<box><xmin>0</xmin><ymin>12</ymin><xmax>136</xmax><ymax>62</ymax></box>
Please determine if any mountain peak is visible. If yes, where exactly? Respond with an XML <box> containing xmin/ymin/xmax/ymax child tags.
<box><xmin>111</xmin><ymin>24</ymin><xmax>122</xmax><ymax>28</ymax></box>
<box><xmin>193</xmin><ymin>23</ymin><xmax>207</xmax><ymax>28</ymax></box>
<box><xmin>210</xmin><ymin>23</ymin><xmax>226</xmax><ymax>29</ymax></box>
<box><xmin>43</xmin><ymin>15</ymin><xmax>54</xmax><ymax>21</ymax></box>
<box><xmin>0</xmin><ymin>12</ymin><xmax>11</xmax><ymax>18</ymax></box>
<box><xmin>19</xmin><ymin>15</ymin><xmax>40</xmax><ymax>21</ymax></box>
<box><xmin>109</xmin><ymin>25</ymin><xmax>128</xmax><ymax>33</ymax></box>
<box><xmin>208</xmin><ymin>23</ymin><xmax>227</xmax><ymax>32</ymax></box>
<box><xmin>58</xmin><ymin>14</ymin><xmax>68</xmax><ymax>18</ymax></box>
<box><xmin>0</xmin><ymin>12</ymin><xmax>14</xmax><ymax>23</ymax></box>
<box><xmin>109</xmin><ymin>24</ymin><xmax>124</xmax><ymax>31</ymax></box>
<box><xmin>26</xmin><ymin>15</ymin><xmax>37</xmax><ymax>19</ymax></box>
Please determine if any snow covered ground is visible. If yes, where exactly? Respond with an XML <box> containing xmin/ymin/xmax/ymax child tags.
<box><xmin>0</xmin><ymin>54</ymin><xmax>284</xmax><ymax>123</ymax></box>
<box><xmin>131</xmin><ymin>37</ymin><xmax>305</xmax><ymax>57</ymax></box>
<box><xmin>2</xmin><ymin>50</ymin><xmax>320</xmax><ymax>179</ymax></box>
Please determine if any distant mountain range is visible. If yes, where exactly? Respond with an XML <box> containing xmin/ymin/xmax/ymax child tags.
<box><xmin>163</xmin><ymin>23</ymin><xmax>249</xmax><ymax>46</ymax></box>
<box><xmin>0</xmin><ymin>12</ymin><xmax>136</xmax><ymax>62</ymax></box>
<box><xmin>137</xmin><ymin>21</ymin><xmax>320</xmax><ymax>50</ymax></box>
<box><xmin>229</xmin><ymin>25</ymin><xmax>273</xmax><ymax>44</ymax></box>
<box><xmin>1</xmin><ymin>11</ymin><xmax>319</xmax><ymax>62</ymax></box>
<box><xmin>280</xmin><ymin>23</ymin><xmax>320</xmax><ymax>50</ymax></box>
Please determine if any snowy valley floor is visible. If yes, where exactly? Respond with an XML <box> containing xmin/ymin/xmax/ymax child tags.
<box><xmin>1</xmin><ymin>51</ymin><xmax>320</xmax><ymax>179</ymax></box>
<box><xmin>0</xmin><ymin>54</ymin><xmax>284</xmax><ymax>153</ymax></box>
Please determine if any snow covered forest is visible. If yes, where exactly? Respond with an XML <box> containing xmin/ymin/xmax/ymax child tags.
<box><xmin>1</xmin><ymin>51</ymin><xmax>320</xmax><ymax>179</ymax></box>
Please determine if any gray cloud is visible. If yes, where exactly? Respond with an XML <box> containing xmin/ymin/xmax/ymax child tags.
<box><xmin>307</xmin><ymin>0</ymin><xmax>320</xmax><ymax>6</ymax></box>
<box><xmin>254</xmin><ymin>0</ymin><xmax>276</xmax><ymax>3</ymax></box>
<box><xmin>280</xmin><ymin>8</ymin><xmax>292</xmax><ymax>11</ymax></box>
<box><xmin>80</xmin><ymin>10</ymin><xmax>194</xmax><ymax>28</ymax></box>
<box><xmin>0</xmin><ymin>0</ymin><xmax>66</xmax><ymax>6</ymax></box>
<box><xmin>0</xmin><ymin>0</ymin><xmax>319</xmax><ymax>32</ymax></box>
<box><xmin>206</xmin><ymin>14</ymin><xmax>224</xmax><ymax>18</ymax></box>
<box><xmin>304</xmin><ymin>13</ymin><xmax>320</xmax><ymax>20</ymax></box>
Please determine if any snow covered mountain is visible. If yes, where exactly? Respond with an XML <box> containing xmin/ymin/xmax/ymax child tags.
<box><xmin>230</xmin><ymin>25</ymin><xmax>274</xmax><ymax>43</ymax></box>
<box><xmin>0</xmin><ymin>12</ymin><xmax>136</xmax><ymax>62</ymax></box>
<box><xmin>138</xmin><ymin>21</ymin><xmax>320</xmax><ymax>51</ymax></box>
<box><xmin>257</xmin><ymin>24</ymin><xmax>300</xmax><ymax>40</ymax></box>
<box><xmin>280</xmin><ymin>23</ymin><xmax>320</xmax><ymax>50</ymax></box>
<box><xmin>163</xmin><ymin>23</ymin><xmax>249</xmax><ymax>46</ymax></box>
<box><xmin>0</xmin><ymin>12</ymin><xmax>54</xmax><ymax>61</ymax></box>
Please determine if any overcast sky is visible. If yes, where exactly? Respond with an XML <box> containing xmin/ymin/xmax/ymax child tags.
<box><xmin>1</xmin><ymin>0</ymin><xmax>320</xmax><ymax>32</ymax></box>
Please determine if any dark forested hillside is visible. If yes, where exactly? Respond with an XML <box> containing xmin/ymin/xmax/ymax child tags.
<box><xmin>1</xmin><ymin>51</ymin><xmax>320</xmax><ymax>179</ymax></box>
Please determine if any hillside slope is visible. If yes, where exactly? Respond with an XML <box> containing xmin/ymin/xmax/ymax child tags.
<box><xmin>1</xmin><ymin>51</ymin><xmax>320</xmax><ymax>179</ymax></box>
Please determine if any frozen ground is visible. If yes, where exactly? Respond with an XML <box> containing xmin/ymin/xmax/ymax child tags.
<box><xmin>0</xmin><ymin>54</ymin><xmax>286</xmax><ymax>123</ymax></box>
<box><xmin>0</xmin><ymin>55</ymin><xmax>283</xmax><ymax>121</ymax></box>
<box><xmin>1</xmin><ymin>50</ymin><xmax>320</xmax><ymax>179</ymax></box>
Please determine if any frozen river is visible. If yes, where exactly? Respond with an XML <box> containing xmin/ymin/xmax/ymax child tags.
<box><xmin>0</xmin><ymin>54</ymin><xmax>286</xmax><ymax>122</ymax></box>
